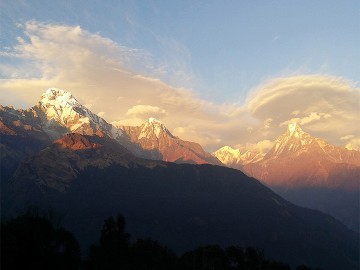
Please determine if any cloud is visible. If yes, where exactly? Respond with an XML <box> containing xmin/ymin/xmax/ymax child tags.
<box><xmin>345</xmin><ymin>138</ymin><xmax>360</xmax><ymax>151</ymax></box>
<box><xmin>173</xmin><ymin>125</ymin><xmax>223</xmax><ymax>148</ymax></box>
<box><xmin>97</xmin><ymin>111</ymin><xmax>106</xmax><ymax>117</ymax></box>
<box><xmin>340</xmin><ymin>135</ymin><xmax>354</xmax><ymax>141</ymax></box>
<box><xmin>246</xmin><ymin>75</ymin><xmax>360</xmax><ymax>147</ymax></box>
<box><xmin>280</xmin><ymin>112</ymin><xmax>332</xmax><ymax>127</ymax></box>
<box><xmin>291</xmin><ymin>110</ymin><xmax>300</xmax><ymax>116</ymax></box>
<box><xmin>0</xmin><ymin>21</ymin><xmax>240</xmax><ymax>150</ymax></box>
<box><xmin>1</xmin><ymin>22</ymin><xmax>359</xmax><ymax>152</ymax></box>
<box><xmin>247</xmin><ymin>75</ymin><xmax>357</xmax><ymax>119</ymax></box>
<box><xmin>126</xmin><ymin>105</ymin><xmax>167</xmax><ymax>119</ymax></box>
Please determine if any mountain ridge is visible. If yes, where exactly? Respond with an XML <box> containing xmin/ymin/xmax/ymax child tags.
<box><xmin>0</xmin><ymin>88</ymin><xmax>220</xmax><ymax>167</ymax></box>
<box><xmin>212</xmin><ymin>122</ymin><xmax>360</xmax><ymax>231</ymax></box>
<box><xmin>213</xmin><ymin>122</ymin><xmax>360</xmax><ymax>183</ymax></box>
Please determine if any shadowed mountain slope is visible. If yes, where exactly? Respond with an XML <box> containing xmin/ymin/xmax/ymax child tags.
<box><xmin>2</xmin><ymin>133</ymin><xmax>358</xmax><ymax>270</ymax></box>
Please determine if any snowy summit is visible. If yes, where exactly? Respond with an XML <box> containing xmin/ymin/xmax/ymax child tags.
<box><xmin>40</xmin><ymin>88</ymin><xmax>80</xmax><ymax>108</ymax></box>
<box><xmin>37</xmin><ymin>88</ymin><xmax>122</xmax><ymax>140</ymax></box>
<box><xmin>288</xmin><ymin>122</ymin><xmax>298</xmax><ymax>134</ymax></box>
<box><xmin>148</xmin><ymin>117</ymin><xmax>162</xmax><ymax>125</ymax></box>
<box><xmin>138</xmin><ymin>117</ymin><xmax>171</xmax><ymax>139</ymax></box>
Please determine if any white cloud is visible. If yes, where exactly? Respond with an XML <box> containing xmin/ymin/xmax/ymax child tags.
<box><xmin>345</xmin><ymin>138</ymin><xmax>360</xmax><ymax>151</ymax></box>
<box><xmin>291</xmin><ymin>110</ymin><xmax>300</xmax><ymax>116</ymax></box>
<box><xmin>0</xmin><ymin>21</ymin><xmax>239</xmax><ymax>150</ymax></box>
<box><xmin>280</xmin><ymin>112</ymin><xmax>332</xmax><ymax>127</ymax></box>
<box><xmin>97</xmin><ymin>111</ymin><xmax>106</xmax><ymax>117</ymax></box>
<box><xmin>126</xmin><ymin>105</ymin><xmax>167</xmax><ymax>120</ymax></box>
<box><xmin>340</xmin><ymin>135</ymin><xmax>354</xmax><ymax>141</ymax></box>
<box><xmin>1</xmin><ymin>22</ymin><xmax>359</xmax><ymax>152</ymax></box>
<box><xmin>263</xmin><ymin>118</ymin><xmax>273</xmax><ymax>129</ymax></box>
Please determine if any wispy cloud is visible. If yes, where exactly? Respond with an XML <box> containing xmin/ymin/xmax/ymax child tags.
<box><xmin>280</xmin><ymin>112</ymin><xmax>332</xmax><ymax>127</ymax></box>
<box><xmin>1</xmin><ymin>22</ymin><xmax>359</xmax><ymax>151</ymax></box>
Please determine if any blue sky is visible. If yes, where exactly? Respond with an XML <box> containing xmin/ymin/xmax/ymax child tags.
<box><xmin>2</xmin><ymin>0</ymin><xmax>359</xmax><ymax>102</ymax></box>
<box><xmin>0</xmin><ymin>1</ymin><xmax>359</xmax><ymax>151</ymax></box>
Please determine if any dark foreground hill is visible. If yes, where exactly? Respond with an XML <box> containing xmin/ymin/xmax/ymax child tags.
<box><xmin>1</xmin><ymin>134</ymin><xmax>358</xmax><ymax>270</ymax></box>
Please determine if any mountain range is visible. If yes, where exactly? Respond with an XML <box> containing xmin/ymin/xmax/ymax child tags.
<box><xmin>1</xmin><ymin>88</ymin><xmax>359</xmax><ymax>269</ymax></box>
<box><xmin>2</xmin><ymin>132</ymin><xmax>358</xmax><ymax>269</ymax></box>
<box><xmin>0</xmin><ymin>88</ymin><xmax>219</xmax><ymax>174</ymax></box>
<box><xmin>212</xmin><ymin>122</ymin><xmax>360</xmax><ymax>231</ymax></box>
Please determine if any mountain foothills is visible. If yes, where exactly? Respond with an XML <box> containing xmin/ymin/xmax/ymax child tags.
<box><xmin>1</xmin><ymin>88</ymin><xmax>359</xmax><ymax>269</ymax></box>
<box><xmin>213</xmin><ymin>122</ymin><xmax>360</xmax><ymax>232</ymax></box>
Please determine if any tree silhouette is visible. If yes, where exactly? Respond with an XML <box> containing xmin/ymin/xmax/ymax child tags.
<box><xmin>1</xmin><ymin>214</ymin><xmax>80</xmax><ymax>270</ymax></box>
<box><xmin>296</xmin><ymin>265</ymin><xmax>318</xmax><ymax>270</ymax></box>
<box><xmin>179</xmin><ymin>245</ymin><xmax>231</xmax><ymax>270</ymax></box>
<box><xmin>85</xmin><ymin>215</ymin><xmax>131</xmax><ymax>269</ymax></box>
<box><xmin>131</xmin><ymin>238</ymin><xmax>177</xmax><ymax>270</ymax></box>
<box><xmin>83</xmin><ymin>214</ymin><xmax>312</xmax><ymax>270</ymax></box>
<box><xmin>244</xmin><ymin>247</ymin><xmax>264</xmax><ymax>269</ymax></box>
<box><xmin>226</xmin><ymin>246</ymin><xmax>245</xmax><ymax>269</ymax></box>
<box><xmin>2</xmin><ymin>212</ymin><xmax>319</xmax><ymax>270</ymax></box>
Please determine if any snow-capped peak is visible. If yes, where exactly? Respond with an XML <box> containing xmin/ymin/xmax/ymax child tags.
<box><xmin>266</xmin><ymin>122</ymin><xmax>313</xmax><ymax>158</ymax></box>
<box><xmin>288</xmin><ymin>122</ymin><xmax>297</xmax><ymax>134</ymax></box>
<box><xmin>37</xmin><ymin>88</ymin><xmax>122</xmax><ymax>140</ymax></box>
<box><xmin>148</xmin><ymin>117</ymin><xmax>162</xmax><ymax>124</ymax></box>
<box><xmin>216</xmin><ymin>146</ymin><xmax>241</xmax><ymax>156</ymax></box>
<box><xmin>39</xmin><ymin>88</ymin><xmax>99</xmax><ymax>126</ymax></box>
<box><xmin>138</xmin><ymin>117</ymin><xmax>172</xmax><ymax>139</ymax></box>
<box><xmin>287</xmin><ymin>122</ymin><xmax>304</xmax><ymax>137</ymax></box>
<box><xmin>212</xmin><ymin>145</ymin><xmax>264</xmax><ymax>166</ymax></box>
<box><xmin>40</xmin><ymin>88</ymin><xmax>80</xmax><ymax>108</ymax></box>
<box><xmin>212</xmin><ymin>146</ymin><xmax>241</xmax><ymax>165</ymax></box>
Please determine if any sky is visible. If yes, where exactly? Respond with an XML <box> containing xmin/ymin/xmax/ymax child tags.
<box><xmin>0</xmin><ymin>0</ymin><xmax>359</xmax><ymax>152</ymax></box>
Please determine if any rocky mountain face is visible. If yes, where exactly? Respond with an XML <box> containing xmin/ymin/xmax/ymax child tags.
<box><xmin>118</xmin><ymin>118</ymin><xmax>222</xmax><ymax>165</ymax></box>
<box><xmin>213</xmin><ymin>122</ymin><xmax>360</xmax><ymax>231</ymax></box>
<box><xmin>2</xmin><ymin>132</ymin><xmax>358</xmax><ymax>270</ymax></box>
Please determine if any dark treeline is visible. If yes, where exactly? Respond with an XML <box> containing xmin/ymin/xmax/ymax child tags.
<box><xmin>1</xmin><ymin>213</ymin><xmax>319</xmax><ymax>270</ymax></box>
<box><xmin>1</xmin><ymin>211</ymin><xmax>80</xmax><ymax>270</ymax></box>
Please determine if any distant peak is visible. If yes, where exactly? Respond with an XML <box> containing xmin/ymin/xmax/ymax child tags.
<box><xmin>40</xmin><ymin>88</ymin><xmax>79</xmax><ymax>107</ymax></box>
<box><xmin>288</xmin><ymin>122</ymin><xmax>297</xmax><ymax>134</ymax></box>
<box><xmin>213</xmin><ymin>146</ymin><xmax>241</xmax><ymax>157</ymax></box>
<box><xmin>138</xmin><ymin>117</ymin><xmax>174</xmax><ymax>139</ymax></box>
<box><xmin>148</xmin><ymin>117</ymin><xmax>162</xmax><ymax>124</ymax></box>
<box><xmin>42</xmin><ymin>88</ymin><xmax>71</xmax><ymax>99</ymax></box>
<box><xmin>288</xmin><ymin>122</ymin><xmax>302</xmax><ymax>135</ymax></box>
